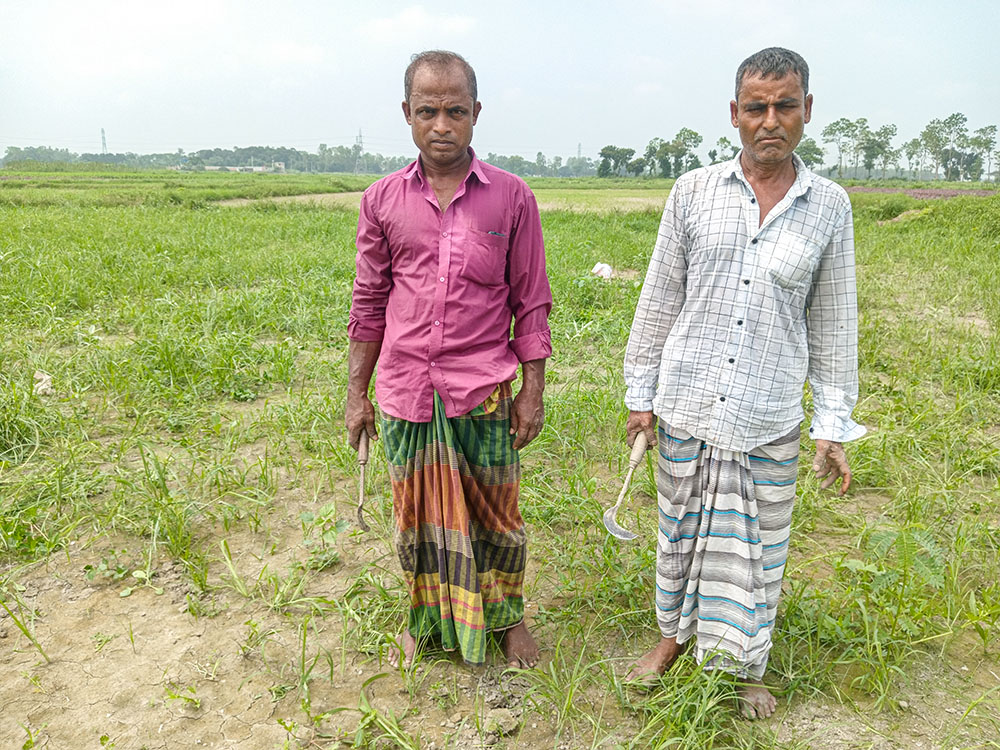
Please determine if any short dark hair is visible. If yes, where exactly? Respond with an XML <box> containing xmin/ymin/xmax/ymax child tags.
<box><xmin>404</xmin><ymin>50</ymin><xmax>478</xmax><ymax>103</ymax></box>
<box><xmin>735</xmin><ymin>47</ymin><xmax>809</xmax><ymax>100</ymax></box>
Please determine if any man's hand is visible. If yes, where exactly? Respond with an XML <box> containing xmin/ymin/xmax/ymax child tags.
<box><xmin>510</xmin><ymin>359</ymin><xmax>545</xmax><ymax>450</ymax></box>
<box><xmin>345</xmin><ymin>391</ymin><xmax>378</xmax><ymax>451</ymax></box>
<box><xmin>510</xmin><ymin>387</ymin><xmax>544</xmax><ymax>450</ymax></box>
<box><xmin>812</xmin><ymin>439</ymin><xmax>852</xmax><ymax>495</ymax></box>
<box><xmin>626</xmin><ymin>410</ymin><xmax>657</xmax><ymax>449</ymax></box>
<box><xmin>345</xmin><ymin>339</ymin><xmax>381</xmax><ymax>451</ymax></box>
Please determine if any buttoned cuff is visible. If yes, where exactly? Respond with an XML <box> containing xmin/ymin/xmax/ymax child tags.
<box><xmin>511</xmin><ymin>330</ymin><xmax>552</xmax><ymax>363</ymax></box>
<box><xmin>624</xmin><ymin>382</ymin><xmax>656</xmax><ymax>413</ymax></box>
<box><xmin>808</xmin><ymin>413</ymin><xmax>867</xmax><ymax>443</ymax></box>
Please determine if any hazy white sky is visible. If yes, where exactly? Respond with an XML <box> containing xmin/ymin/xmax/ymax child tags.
<box><xmin>2</xmin><ymin>0</ymin><xmax>998</xmax><ymax>162</ymax></box>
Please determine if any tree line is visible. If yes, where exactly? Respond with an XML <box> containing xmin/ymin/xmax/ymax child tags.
<box><xmin>3</xmin><ymin>112</ymin><xmax>997</xmax><ymax>181</ymax></box>
<box><xmin>594</xmin><ymin>113</ymin><xmax>997</xmax><ymax>182</ymax></box>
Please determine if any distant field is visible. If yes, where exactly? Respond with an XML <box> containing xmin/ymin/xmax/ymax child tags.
<box><xmin>1</xmin><ymin>170</ymin><xmax>998</xmax><ymax>749</ymax></box>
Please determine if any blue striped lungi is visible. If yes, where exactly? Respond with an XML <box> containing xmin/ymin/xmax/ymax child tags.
<box><xmin>655</xmin><ymin>422</ymin><xmax>799</xmax><ymax>679</ymax></box>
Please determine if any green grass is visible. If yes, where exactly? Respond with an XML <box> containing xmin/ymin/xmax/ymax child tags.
<box><xmin>0</xmin><ymin>172</ymin><xmax>998</xmax><ymax>748</ymax></box>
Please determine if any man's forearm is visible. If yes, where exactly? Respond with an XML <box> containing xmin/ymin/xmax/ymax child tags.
<box><xmin>520</xmin><ymin>358</ymin><xmax>546</xmax><ymax>396</ymax></box>
<box><xmin>347</xmin><ymin>339</ymin><xmax>382</xmax><ymax>396</ymax></box>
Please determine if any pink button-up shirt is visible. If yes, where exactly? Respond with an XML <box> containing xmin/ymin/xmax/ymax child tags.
<box><xmin>348</xmin><ymin>149</ymin><xmax>552</xmax><ymax>422</ymax></box>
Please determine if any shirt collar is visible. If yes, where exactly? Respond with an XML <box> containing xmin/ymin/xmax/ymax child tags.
<box><xmin>726</xmin><ymin>151</ymin><xmax>813</xmax><ymax>201</ymax></box>
<box><xmin>403</xmin><ymin>147</ymin><xmax>490</xmax><ymax>185</ymax></box>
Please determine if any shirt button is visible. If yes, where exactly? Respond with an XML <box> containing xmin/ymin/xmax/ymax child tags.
<box><xmin>751</xmin><ymin>238</ymin><xmax>758</xmax><ymax>244</ymax></box>
<box><xmin>434</xmin><ymin>320</ymin><xmax>440</xmax><ymax>326</ymax></box>
<box><xmin>751</xmin><ymin>198</ymin><xmax>757</xmax><ymax>204</ymax></box>
<box><xmin>442</xmin><ymin>232</ymin><xmax>448</xmax><ymax>237</ymax></box>
<box><xmin>439</xmin><ymin>277</ymin><xmax>445</xmax><ymax>282</ymax></box>
<box><xmin>737</xmin><ymin>320</ymin><xmax>744</xmax><ymax>325</ymax></box>
<box><xmin>720</xmin><ymin>396</ymin><xmax>726</xmax><ymax>402</ymax></box>
<box><xmin>430</xmin><ymin>362</ymin><xmax>436</xmax><ymax>367</ymax></box>
<box><xmin>728</xmin><ymin>358</ymin><xmax>735</xmax><ymax>363</ymax></box>
<box><xmin>743</xmin><ymin>279</ymin><xmax>750</xmax><ymax>285</ymax></box>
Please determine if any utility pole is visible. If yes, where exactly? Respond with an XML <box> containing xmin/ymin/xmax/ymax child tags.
<box><xmin>101</xmin><ymin>128</ymin><xmax>108</xmax><ymax>155</ymax></box>
<box><xmin>577</xmin><ymin>142</ymin><xmax>582</xmax><ymax>159</ymax></box>
<box><xmin>354</xmin><ymin>129</ymin><xmax>368</xmax><ymax>174</ymax></box>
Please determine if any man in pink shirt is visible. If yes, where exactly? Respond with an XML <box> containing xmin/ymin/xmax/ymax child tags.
<box><xmin>345</xmin><ymin>50</ymin><xmax>552</xmax><ymax>669</ymax></box>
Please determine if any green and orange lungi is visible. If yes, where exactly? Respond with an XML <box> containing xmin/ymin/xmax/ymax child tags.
<box><xmin>380</xmin><ymin>382</ymin><xmax>525</xmax><ymax>665</ymax></box>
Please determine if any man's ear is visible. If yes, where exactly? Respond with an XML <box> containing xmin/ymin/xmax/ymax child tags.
<box><xmin>472</xmin><ymin>101</ymin><xmax>482</xmax><ymax>126</ymax></box>
<box><xmin>402</xmin><ymin>100</ymin><xmax>411</xmax><ymax>124</ymax></box>
<box><xmin>804</xmin><ymin>93</ymin><xmax>813</xmax><ymax>124</ymax></box>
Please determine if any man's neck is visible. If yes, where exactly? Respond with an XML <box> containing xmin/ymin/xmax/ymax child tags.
<box><xmin>420</xmin><ymin>151</ymin><xmax>472</xmax><ymax>184</ymax></box>
<box><xmin>739</xmin><ymin>153</ymin><xmax>797</xmax><ymax>189</ymax></box>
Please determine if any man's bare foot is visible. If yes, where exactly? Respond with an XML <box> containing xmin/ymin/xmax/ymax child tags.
<box><xmin>387</xmin><ymin>631</ymin><xmax>417</xmax><ymax>669</ymax></box>
<box><xmin>737</xmin><ymin>679</ymin><xmax>777</xmax><ymax>719</ymax></box>
<box><xmin>501</xmin><ymin>621</ymin><xmax>539</xmax><ymax>668</ymax></box>
<box><xmin>624</xmin><ymin>637</ymin><xmax>682</xmax><ymax>686</ymax></box>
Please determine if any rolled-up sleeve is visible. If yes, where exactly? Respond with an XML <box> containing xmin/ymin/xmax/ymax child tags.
<box><xmin>624</xmin><ymin>184</ymin><xmax>688</xmax><ymax>411</ymax></box>
<box><xmin>348</xmin><ymin>191</ymin><xmax>392</xmax><ymax>342</ymax></box>
<box><xmin>507</xmin><ymin>187</ymin><xmax>552</xmax><ymax>362</ymax></box>
<box><xmin>806</xmin><ymin>204</ymin><xmax>867</xmax><ymax>443</ymax></box>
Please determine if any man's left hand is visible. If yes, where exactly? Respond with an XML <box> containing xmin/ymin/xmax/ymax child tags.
<box><xmin>812</xmin><ymin>440</ymin><xmax>852</xmax><ymax>495</ymax></box>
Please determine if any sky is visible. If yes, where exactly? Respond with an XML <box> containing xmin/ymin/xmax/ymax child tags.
<box><xmin>2</xmin><ymin>0</ymin><xmax>998</xmax><ymax>164</ymax></box>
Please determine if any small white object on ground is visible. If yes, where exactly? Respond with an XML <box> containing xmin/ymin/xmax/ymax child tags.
<box><xmin>591</xmin><ymin>262</ymin><xmax>613</xmax><ymax>279</ymax></box>
<box><xmin>33</xmin><ymin>371</ymin><xmax>54</xmax><ymax>396</ymax></box>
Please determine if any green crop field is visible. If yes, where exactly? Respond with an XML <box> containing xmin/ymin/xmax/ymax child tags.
<box><xmin>1</xmin><ymin>171</ymin><xmax>998</xmax><ymax>749</ymax></box>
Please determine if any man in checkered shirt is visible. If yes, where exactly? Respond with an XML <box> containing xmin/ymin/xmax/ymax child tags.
<box><xmin>622</xmin><ymin>47</ymin><xmax>865</xmax><ymax>719</ymax></box>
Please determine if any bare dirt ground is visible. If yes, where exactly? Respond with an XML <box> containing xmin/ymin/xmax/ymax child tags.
<box><xmin>4</xmin><ymin>483</ymin><xmax>999</xmax><ymax>749</ymax></box>
<box><xmin>1</xmin><ymin>490</ymin><xmax>557</xmax><ymax>749</ymax></box>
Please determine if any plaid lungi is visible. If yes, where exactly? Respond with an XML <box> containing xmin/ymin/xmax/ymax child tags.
<box><xmin>380</xmin><ymin>383</ymin><xmax>526</xmax><ymax>665</ymax></box>
<box><xmin>655</xmin><ymin>422</ymin><xmax>799</xmax><ymax>679</ymax></box>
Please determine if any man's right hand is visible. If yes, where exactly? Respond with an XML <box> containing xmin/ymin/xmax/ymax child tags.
<box><xmin>626</xmin><ymin>410</ymin><xmax>657</xmax><ymax>449</ymax></box>
<box><xmin>345</xmin><ymin>391</ymin><xmax>378</xmax><ymax>451</ymax></box>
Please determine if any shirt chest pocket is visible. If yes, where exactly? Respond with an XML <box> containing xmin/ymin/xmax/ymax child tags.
<box><xmin>458</xmin><ymin>228</ymin><xmax>509</xmax><ymax>286</ymax></box>
<box><xmin>762</xmin><ymin>233</ymin><xmax>822</xmax><ymax>291</ymax></box>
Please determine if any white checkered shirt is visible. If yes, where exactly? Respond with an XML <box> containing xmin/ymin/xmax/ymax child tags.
<box><xmin>624</xmin><ymin>153</ymin><xmax>866</xmax><ymax>452</ymax></box>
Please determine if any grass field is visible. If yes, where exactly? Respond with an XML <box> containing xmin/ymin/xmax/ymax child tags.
<box><xmin>1</xmin><ymin>171</ymin><xmax>998</xmax><ymax>749</ymax></box>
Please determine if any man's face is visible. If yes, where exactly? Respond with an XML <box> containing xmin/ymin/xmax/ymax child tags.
<box><xmin>402</xmin><ymin>63</ymin><xmax>481</xmax><ymax>172</ymax></box>
<box><xmin>730</xmin><ymin>72</ymin><xmax>813</xmax><ymax>167</ymax></box>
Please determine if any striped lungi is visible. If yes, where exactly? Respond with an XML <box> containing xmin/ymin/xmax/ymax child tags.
<box><xmin>655</xmin><ymin>423</ymin><xmax>799</xmax><ymax>679</ymax></box>
<box><xmin>380</xmin><ymin>383</ymin><xmax>526</xmax><ymax>665</ymax></box>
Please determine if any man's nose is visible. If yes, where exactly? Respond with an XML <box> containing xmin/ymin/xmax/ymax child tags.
<box><xmin>432</xmin><ymin>113</ymin><xmax>451</xmax><ymax>133</ymax></box>
<box><xmin>763</xmin><ymin>105</ymin><xmax>780</xmax><ymax>129</ymax></box>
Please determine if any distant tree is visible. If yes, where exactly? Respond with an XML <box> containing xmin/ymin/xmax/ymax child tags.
<box><xmin>847</xmin><ymin>118</ymin><xmax>869</xmax><ymax>177</ymax></box>
<box><xmin>707</xmin><ymin>148</ymin><xmax>719</xmax><ymax>164</ymax></box>
<box><xmin>871</xmin><ymin>124</ymin><xmax>898</xmax><ymax>179</ymax></box>
<box><xmin>535</xmin><ymin>151</ymin><xmax>548</xmax><ymax>176</ymax></box>
<box><xmin>795</xmin><ymin>136</ymin><xmax>824</xmax><ymax>168</ymax></box>
<box><xmin>597</xmin><ymin>156</ymin><xmax>612</xmax><ymax>178</ymax></box>
<box><xmin>654</xmin><ymin>141</ymin><xmax>673</xmax><ymax>178</ymax></box>
<box><xmin>644</xmin><ymin>137</ymin><xmax>664</xmax><ymax>176</ymax></box>
<box><xmin>563</xmin><ymin>155</ymin><xmax>596</xmax><ymax>176</ymax></box>
<box><xmin>820</xmin><ymin>118</ymin><xmax>853</xmax><ymax>178</ymax></box>
<box><xmin>673</xmin><ymin>128</ymin><xmax>702</xmax><ymax>175</ymax></box>
<box><xmin>942</xmin><ymin>113</ymin><xmax>968</xmax><ymax>157</ymax></box>
<box><xmin>626</xmin><ymin>157</ymin><xmax>647</xmax><ymax>177</ymax></box>
<box><xmin>716</xmin><ymin>136</ymin><xmax>739</xmax><ymax>159</ymax></box>
<box><xmin>599</xmin><ymin>145</ymin><xmax>633</xmax><ymax>176</ymax></box>
<box><xmin>903</xmin><ymin>137</ymin><xmax>924</xmax><ymax>178</ymax></box>
<box><xmin>920</xmin><ymin>119</ymin><xmax>947</xmax><ymax>179</ymax></box>
<box><xmin>967</xmin><ymin>125</ymin><xmax>996</xmax><ymax>182</ymax></box>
